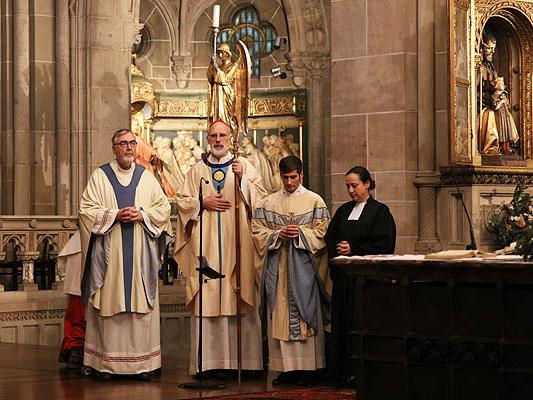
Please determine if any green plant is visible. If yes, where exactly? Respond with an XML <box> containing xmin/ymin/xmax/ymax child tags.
<box><xmin>487</xmin><ymin>183</ymin><xmax>532</xmax><ymax>250</ymax></box>
<box><xmin>516</xmin><ymin>226</ymin><xmax>533</xmax><ymax>261</ymax></box>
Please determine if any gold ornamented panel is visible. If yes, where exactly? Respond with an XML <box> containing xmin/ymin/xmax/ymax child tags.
<box><xmin>249</xmin><ymin>96</ymin><xmax>296</xmax><ymax>117</ymax></box>
<box><xmin>156</xmin><ymin>93</ymin><xmax>302</xmax><ymax>119</ymax></box>
<box><xmin>449</xmin><ymin>0</ymin><xmax>473</xmax><ymax>165</ymax></box>
<box><xmin>157</xmin><ymin>99</ymin><xmax>205</xmax><ymax>117</ymax></box>
<box><xmin>131</xmin><ymin>81</ymin><xmax>158</xmax><ymax>114</ymax></box>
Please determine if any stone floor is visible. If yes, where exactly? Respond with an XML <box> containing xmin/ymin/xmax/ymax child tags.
<box><xmin>0</xmin><ymin>342</ymin><xmax>277</xmax><ymax>400</ymax></box>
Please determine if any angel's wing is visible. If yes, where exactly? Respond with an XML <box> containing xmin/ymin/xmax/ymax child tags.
<box><xmin>234</xmin><ymin>40</ymin><xmax>252</xmax><ymax>138</ymax></box>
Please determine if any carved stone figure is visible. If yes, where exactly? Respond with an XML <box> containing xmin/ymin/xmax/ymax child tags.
<box><xmin>284</xmin><ymin>133</ymin><xmax>299</xmax><ymax>156</ymax></box>
<box><xmin>172</xmin><ymin>135</ymin><xmax>197</xmax><ymax>176</ymax></box>
<box><xmin>240</xmin><ymin>136</ymin><xmax>280</xmax><ymax>193</ymax></box>
<box><xmin>268</xmin><ymin>134</ymin><xmax>294</xmax><ymax>174</ymax></box>
<box><xmin>180</xmin><ymin>131</ymin><xmax>204</xmax><ymax>161</ymax></box>
<box><xmin>155</xmin><ymin>136</ymin><xmax>184</xmax><ymax>192</ymax></box>
<box><xmin>478</xmin><ymin>31</ymin><xmax>519</xmax><ymax>155</ymax></box>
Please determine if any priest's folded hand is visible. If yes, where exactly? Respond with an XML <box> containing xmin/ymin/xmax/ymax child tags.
<box><xmin>116</xmin><ymin>206</ymin><xmax>143</xmax><ymax>223</ymax></box>
<box><xmin>202</xmin><ymin>193</ymin><xmax>231</xmax><ymax>212</ymax></box>
<box><xmin>279</xmin><ymin>224</ymin><xmax>300</xmax><ymax>239</ymax></box>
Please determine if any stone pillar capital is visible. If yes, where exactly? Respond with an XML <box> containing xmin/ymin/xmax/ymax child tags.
<box><xmin>414</xmin><ymin>171</ymin><xmax>441</xmax><ymax>187</ymax></box>
<box><xmin>286</xmin><ymin>52</ymin><xmax>329</xmax><ymax>86</ymax></box>
<box><xmin>132</xmin><ymin>22</ymin><xmax>144</xmax><ymax>46</ymax></box>
<box><xmin>171</xmin><ymin>55</ymin><xmax>193</xmax><ymax>89</ymax></box>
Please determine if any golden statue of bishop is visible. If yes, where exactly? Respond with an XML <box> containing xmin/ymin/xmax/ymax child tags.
<box><xmin>207</xmin><ymin>41</ymin><xmax>251</xmax><ymax>148</ymax></box>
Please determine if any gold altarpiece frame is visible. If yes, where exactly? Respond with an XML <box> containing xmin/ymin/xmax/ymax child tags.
<box><xmin>449</xmin><ymin>0</ymin><xmax>533</xmax><ymax>170</ymax></box>
<box><xmin>149</xmin><ymin>89</ymin><xmax>309</xmax><ymax>179</ymax></box>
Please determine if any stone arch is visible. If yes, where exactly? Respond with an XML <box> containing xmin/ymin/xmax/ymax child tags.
<box><xmin>178</xmin><ymin>0</ymin><xmax>329</xmax><ymax>57</ymax></box>
<box><xmin>132</xmin><ymin>0</ymin><xmax>179</xmax><ymax>54</ymax></box>
<box><xmin>2</xmin><ymin>235</ymin><xmax>26</xmax><ymax>255</ymax></box>
<box><xmin>132</xmin><ymin>0</ymin><xmax>183</xmax><ymax>89</ymax></box>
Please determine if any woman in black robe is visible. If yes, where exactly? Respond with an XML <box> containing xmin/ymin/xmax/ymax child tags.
<box><xmin>325</xmin><ymin>166</ymin><xmax>396</xmax><ymax>385</ymax></box>
<box><xmin>325</xmin><ymin>166</ymin><xmax>396</xmax><ymax>257</ymax></box>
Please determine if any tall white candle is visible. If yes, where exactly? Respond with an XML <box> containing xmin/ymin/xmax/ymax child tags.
<box><xmin>212</xmin><ymin>4</ymin><xmax>220</xmax><ymax>28</ymax></box>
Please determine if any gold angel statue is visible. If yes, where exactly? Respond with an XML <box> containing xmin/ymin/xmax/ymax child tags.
<box><xmin>207</xmin><ymin>41</ymin><xmax>251</xmax><ymax>148</ymax></box>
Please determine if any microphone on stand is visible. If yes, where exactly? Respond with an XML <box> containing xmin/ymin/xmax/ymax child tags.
<box><xmin>455</xmin><ymin>184</ymin><xmax>477</xmax><ymax>250</ymax></box>
<box><xmin>199</xmin><ymin>177</ymin><xmax>209</xmax><ymax>215</ymax></box>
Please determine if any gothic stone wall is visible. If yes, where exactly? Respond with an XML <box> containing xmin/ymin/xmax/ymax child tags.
<box><xmin>331</xmin><ymin>0</ymin><xmax>418</xmax><ymax>253</ymax></box>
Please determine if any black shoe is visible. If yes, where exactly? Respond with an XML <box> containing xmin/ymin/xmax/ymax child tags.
<box><xmin>67</xmin><ymin>347</ymin><xmax>84</xmax><ymax>366</ymax></box>
<box><xmin>272</xmin><ymin>371</ymin><xmax>298</xmax><ymax>386</ymax></box>
<box><xmin>215</xmin><ymin>369</ymin><xmax>237</xmax><ymax>380</ymax></box>
<box><xmin>135</xmin><ymin>372</ymin><xmax>152</xmax><ymax>381</ymax></box>
<box><xmin>296</xmin><ymin>371</ymin><xmax>314</xmax><ymax>386</ymax></box>
<box><xmin>58</xmin><ymin>349</ymin><xmax>69</xmax><ymax>364</ymax></box>
<box><xmin>96</xmin><ymin>371</ymin><xmax>113</xmax><ymax>382</ymax></box>
<box><xmin>193</xmin><ymin>370</ymin><xmax>217</xmax><ymax>380</ymax></box>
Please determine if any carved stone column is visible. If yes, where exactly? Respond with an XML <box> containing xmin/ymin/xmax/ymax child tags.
<box><xmin>56</xmin><ymin>0</ymin><xmax>71</xmax><ymax>215</ymax></box>
<box><xmin>414</xmin><ymin>0</ymin><xmax>441</xmax><ymax>252</ymax></box>
<box><xmin>0</xmin><ymin>0</ymin><xmax>12</xmax><ymax>214</ymax></box>
<box><xmin>69</xmin><ymin>0</ymin><xmax>87</xmax><ymax>213</ymax></box>
<box><xmin>287</xmin><ymin>52</ymin><xmax>330</xmax><ymax>200</ymax></box>
<box><xmin>13</xmin><ymin>0</ymin><xmax>31</xmax><ymax>214</ymax></box>
<box><xmin>19</xmin><ymin>260</ymin><xmax>38</xmax><ymax>291</ymax></box>
<box><xmin>414</xmin><ymin>174</ymin><xmax>442</xmax><ymax>252</ymax></box>
<box><xmin>171</xmin><ymin>55</ymin><xmax>193</xmax><ymax>89</ymax></box>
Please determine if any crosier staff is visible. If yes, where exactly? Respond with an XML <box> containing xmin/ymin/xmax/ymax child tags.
<box><xmin>234</xmin><ymin>152</ymin><xmax>243</xmax><ymax>388</ymax></box>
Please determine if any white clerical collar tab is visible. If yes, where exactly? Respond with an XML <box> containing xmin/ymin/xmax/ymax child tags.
<box><xmin>208</xmin><ymin>152</ymin><xmax>233</xmax><ymax>164</ymax></box>
<box><xmin>282</xmin><ymin>185</ymin><xmax>306</xmax><ymax>196</ymax></box>
<box><xmin>348</xmin><ymin>201</ymin><xmax>366</xmax><ymax>221</ymax></box>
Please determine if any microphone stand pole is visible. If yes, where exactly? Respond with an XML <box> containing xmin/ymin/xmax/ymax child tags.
<box><xmin>179</xmin><ymin>177</ymin><xmax>225</xmax><ymax>390</ymax></box>
<box><xmin>455</xmin><ymin>184</ymin><xmax>477</xmax><ymax>251</ymax></box>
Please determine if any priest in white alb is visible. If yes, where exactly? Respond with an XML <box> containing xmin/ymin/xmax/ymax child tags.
<box><xmin>173</xmin><ymin>120</ymin><xmax>267</xmax><ymax>378</ymax></box>
<box><xmin>252</xmin><ymin>155</ymin><xmax>332</xmax><ymax>385</ymax></box>
<box><xmin>79</xmin><ymin>128</ymin><xmax>172</xmax><ymax>381</ymax></box>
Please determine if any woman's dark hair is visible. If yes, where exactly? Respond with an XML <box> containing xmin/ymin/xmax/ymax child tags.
<box><xmin>279</xmin><ymin>156</ymin><xmax>303</xmax><ymax>174</ymax></box>
<box><xmin>346</xmin><ymin>166</ymin><xmax>375</xmax><ymax>190</ymax></box>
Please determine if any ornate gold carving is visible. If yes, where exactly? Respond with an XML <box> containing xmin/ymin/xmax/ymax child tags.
<box><xmin>441</xmin><ymin>166</ymin><xmax>533</xmax><ymax>184</ymax></box>
<box><xmin>157</xmin><ymin>99</ymin><xmax>203</xmax><ymax>117</ymax></box>
<box><xmin>131</xmin><ymin>81</ymin><xmax>158</xmax><ymax>115</ymax></box>
<box><xmin>157</xmin><ymin>94</ymin><xmax>302</xmax><ymax>118</ymax></box>
<box><xmin>450</xmin><ymin>1</ymin><xmax>473</xmax><ymax>164</ymax></box>
<box><xmin>250</xmin><ymin>96</ymin><xmax>296</xmax><ymax>117</ymax></box>
<box><xmin>130</xmin><ymin>63</ymin><xmax>159</xmax><ymax>116</ymax></box>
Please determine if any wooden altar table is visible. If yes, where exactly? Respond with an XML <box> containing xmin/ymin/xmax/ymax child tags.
<box><xmin>329</xmin><ymin>255</ymin><xmax>533</xmax><ymax>400</ymax></box>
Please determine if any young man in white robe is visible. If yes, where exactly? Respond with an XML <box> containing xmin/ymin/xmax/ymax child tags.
<box><xmin>173</xmin><ymin>120</ymin><xmax>267</xmax><ymax>378</ymax></box>
<box><xmin>79</xmin><ymin>128</ymin><xmax>172</xmax><ymax>381</ymax></box>
<box><xmin>252</xmin><ymin>155</ymin><xmax>332</xmax><ymax>385</ymax></box>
